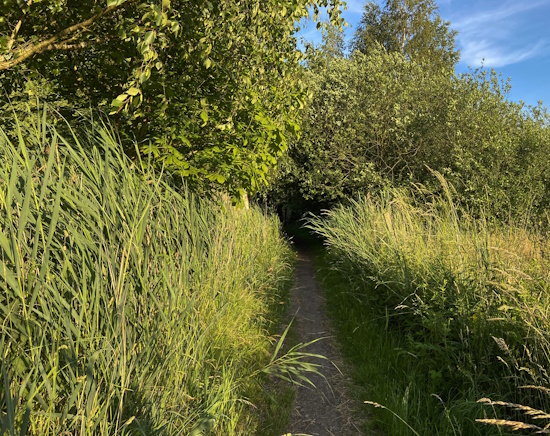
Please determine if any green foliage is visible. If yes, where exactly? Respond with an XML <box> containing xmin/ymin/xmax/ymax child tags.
<box><xmin>315</xmin><ymin>251</ymin><xmax>435</xmax><ymax>435</ymax></box>
<box><xmin>444</xmin><ymin>71</ymin><xmax>550</xmax><ymax>224</ymax></box>
<box><xmin>352</xmin><ymin>0</ymin><xmax>459</xmax><ymax>72</ymax></box>
<box><xmin>307</xmin><ymin>182</ymin><xmax>550</xmax><ymax>434</ymax></box>
<box><xmin>0</xmin><ymin>107</ymin><xmax>301</xmax><ymax>435</ymax></box>
<box><xmin>0</xmin><ymin>0</ymin><xmax>345</xmax><ymax>200</ymax></box>
<box><xmin>269</xmin><ymin>37</ymin><xmax>550</xmax><ymax>224</ymax></box>
<box><xmin>268</xmin><ymin>44</ymin><xmax>449</xmax><ymax>215</ymax></box>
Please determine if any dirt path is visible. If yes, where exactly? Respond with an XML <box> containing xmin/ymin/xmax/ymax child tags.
<box><xmin>286</xmin><ymin>247</ymin><xmax>363</xmax><ymax>436</ymax></box>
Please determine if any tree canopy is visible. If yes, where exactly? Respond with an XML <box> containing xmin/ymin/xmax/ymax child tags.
<box><xmin>0</xmin><ymin>0</ymin><xmax>344</xmax><ymax>200</ymax></box>
<box><xmin>352</xmin><ymin>0</ymin><xmax>458</xmax><ymax>71</ymax></box>
<box><xmin>266</xmin><ymin>23</ymin><xmax>550</xmax><ymax>224</ymax></box>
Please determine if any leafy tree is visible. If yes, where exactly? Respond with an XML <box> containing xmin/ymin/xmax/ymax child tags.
<box><xmin>442</xmin><ymin>70</ymin><xmax>550</xmax><ymax>223</ymax></box>
<box><xmin>352</xmin><ymin>0</ymin><xmax>459</xmax><ymax>71</ymax></box>
<box><xmin>268</xmin><ymin>40</ymin><xmax>550</xmax><ymax>224</ymax></box>
<box><xmin>0</xmin><ymin>0</ymin><xmax>344</xmax><ymax>200</ymax></box>
<box><xmin>265</xmin><ymin>33</ymin><xmax>391</xmax><ymax>217</ymax></box>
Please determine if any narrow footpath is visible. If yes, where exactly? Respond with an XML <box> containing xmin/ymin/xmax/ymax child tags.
<box><xmin>286</xmin><ymin>245</ymin><xmax>363</xmax><ymax>436</ymax></box>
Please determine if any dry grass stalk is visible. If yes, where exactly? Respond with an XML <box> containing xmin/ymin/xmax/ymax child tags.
<box><xmin>475</xmin><ymin>418</ymin><xmax>550</xmax><ymax>433</ymax></box>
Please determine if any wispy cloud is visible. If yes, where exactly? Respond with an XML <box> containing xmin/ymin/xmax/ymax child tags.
<box><xmin>453</xmin><ymin>1</ymin><xmax>547</xmax><ymax>29</ymax></box>
<box><xmin>460</xmin><ymin>39</ymin><xmax>549</xmax><ymax>68</ymax></box>
<box><xmin>452</xmin><ymin>0</ymin><xmax>550</xmax><ymax>67</ymax></box>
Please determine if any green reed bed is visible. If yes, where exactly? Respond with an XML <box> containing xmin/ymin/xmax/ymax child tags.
<box><xmin>307</xmin><ymin>180</ymin><xmax>550</xmax><ymax>435</ymax></box>
<box><xmin>0</xmin><ymin>109</ymin><xmax>294</xmax><ymax>435</ymax></box>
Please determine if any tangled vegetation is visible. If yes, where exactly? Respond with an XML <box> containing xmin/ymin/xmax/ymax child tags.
<box><xmin>0</xmin><ymin>0</ymin><xmax>343</xmax><ymax>200</ymax></box>
<box><xmin>268</xmin><ymin>1</ymin><xmax>550</xmax><ymax>226</ymax></box>
<box><xmin>307</xmin><ymin>177</ymin><xmax>550</xmax><ymax>434</ymax></box>
<box><xmin>0</xmin><ymin>109</ymin><xmax>295</xmax><ymax>435</ymax></box>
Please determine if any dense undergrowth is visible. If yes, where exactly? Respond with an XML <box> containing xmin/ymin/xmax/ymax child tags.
<box><xmin>0</xmin><ymin>108</ymin><xmax>295</xmax><ymax>435</ymax></box>
<box><xmin>307</xmin><ymin>177</ymin><xmax>550</xmax><ymax>435</ymax></box>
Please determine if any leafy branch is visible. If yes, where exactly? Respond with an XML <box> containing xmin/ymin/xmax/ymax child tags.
<box><xmin>0</xmin><ymin>0</ymin><xmax>136</xmax><ymax>71</ymax></box>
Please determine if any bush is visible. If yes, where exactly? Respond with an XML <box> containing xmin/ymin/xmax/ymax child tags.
<box><xmin>269</xmin><ymin>44</ymin><xmax>550</xmax><ymax>226</ymax></box>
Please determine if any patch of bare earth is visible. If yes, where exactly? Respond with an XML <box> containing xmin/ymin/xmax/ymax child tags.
<box><xmin>285</xmin><ymin>248</ymin><xmax>364</xmax><ymax>436</ymax></box>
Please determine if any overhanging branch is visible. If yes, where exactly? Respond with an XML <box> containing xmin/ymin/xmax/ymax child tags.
<box><xmin>0</xmin><ymin>1</ymin><xmax>136</xmax><ymax>71</ymax></box>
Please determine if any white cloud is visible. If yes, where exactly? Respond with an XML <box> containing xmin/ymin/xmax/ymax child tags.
<box><xmin>460</xmin><ymin>39</ymin><xmax>548</xmax><ymax>68</ymax></box>
<box><xmin>452</xmin><ymin>0</ymin><xmax>550</xmax><ymax>67</ymax></box>
<box><xmin>453</xmin><ymin>1</ymin><xmax>547</xmax><ymax>30</ymax></box>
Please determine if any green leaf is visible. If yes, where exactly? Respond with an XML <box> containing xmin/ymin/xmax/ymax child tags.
<box><xmin>138</xmin><ymin>71</ymin><xmax>149</xmax><ymax>83</ymax></box>
<box><xmin>0</xmin><ymin>230</ymin><xmax>14</xmax><ymax>263</ymax></box>
<box><xmin>200</xmin><ymin>110</ymin><xmax>208</xmax><ymax>124</ymax></box>
<box><xmin>170</xmin><ymin>22</ymin><xmax>180</xmax><ymax>35</ymax></box>
<box><xmin>144</xmin><ymin>31</ymin><xmax>156</xmax><ymax>45</ymax></box>
<box><xmin>126</xmin><ymin>87</ymin><xmax>140</xmax><ymax>96</ymax></box>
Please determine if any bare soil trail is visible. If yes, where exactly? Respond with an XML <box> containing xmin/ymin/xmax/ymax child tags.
<box><xmin>285</xmin><ymin>242</ymin><xmax>363</xmax><ymax>436</ymax></box>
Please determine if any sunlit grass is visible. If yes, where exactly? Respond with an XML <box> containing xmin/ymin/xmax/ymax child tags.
<box><xmin>0</xmin><ymin>106</ymin><xmax>297</xmax><ymax>435</ymax></box>
<box><xmin>307</xmin><ymin>175</ymin><xmax>550</xmax><ymax>435</ymax></box>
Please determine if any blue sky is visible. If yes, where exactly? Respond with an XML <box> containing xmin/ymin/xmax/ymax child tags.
<box><xmin>298</xmin><ymin>0</ymin><xmax>550</xmax><ymax>108</ymax></box>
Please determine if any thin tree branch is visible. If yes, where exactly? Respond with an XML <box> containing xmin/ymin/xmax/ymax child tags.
<box><xmin>0</xmin><ymin>0</ymin><xmax>136</xmax><ymax>71</ymax></box>
<box><xmin>53</xmin><ymin>41</ymin><xmax>93</xmax><ymax>51</ymax></box>
<box><xmin>7</xmin><ymin>0</ymin><xmax>33</xmax><ymax>50</ymax></box>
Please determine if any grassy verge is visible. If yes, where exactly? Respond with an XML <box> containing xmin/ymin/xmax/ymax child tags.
<box><xmin>307</xmin><ymin>180</ymin><xmax>550</xmax><ymax>435</ymax></box>
<box><xmin>315</xmin><ymin>250</ymin><xmax>467</xmax><ymax>435</ymax></box>
<box><xmin>0</xmin><ymin>107</ymin><xmax>297</xmax><ymax>435</ymax></box>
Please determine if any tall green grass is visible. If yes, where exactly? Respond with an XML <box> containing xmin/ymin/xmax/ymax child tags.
<box><xmin>307</xmin><ymin>178</ymin><xmax>550</xmax><ymax>435</ymax></box>
<box><xmin>0</xmin><ymin>107</ymin><xmax>295</xmax><ymax>435</ymax></box>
